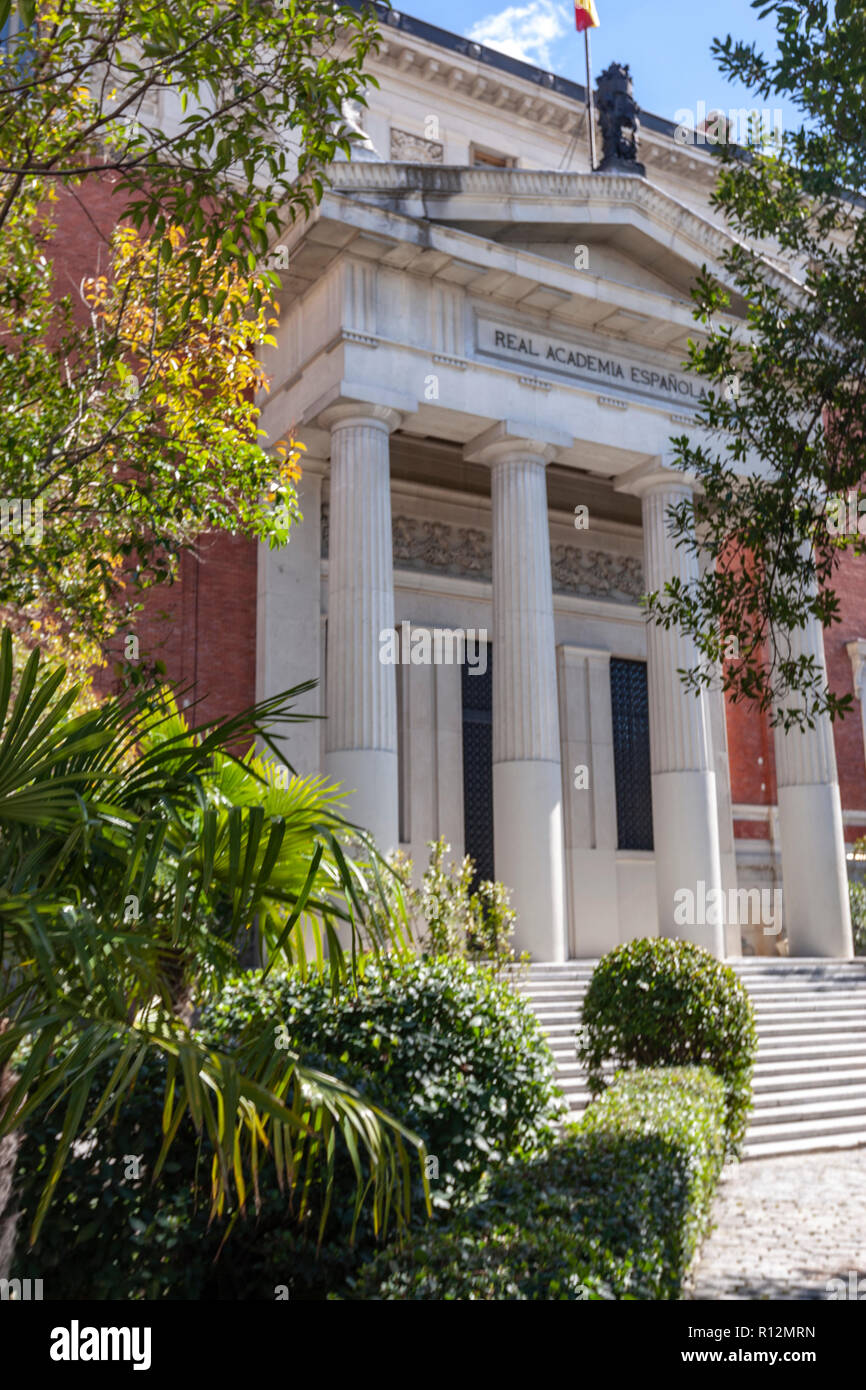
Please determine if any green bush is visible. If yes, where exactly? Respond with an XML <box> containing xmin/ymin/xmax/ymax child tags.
<box><xmin>382</xmin><ymin>838</ymin><xmax>521</xmax><ymax>972</ymax></box>
<box><xmin>14</xmin><ymin>955</ymin><xmax>562</xmax><ymax>1299</ymax></box>
<box><xmin>350</xmin><ymin>1066</ymin><xmax>727</xmax><ymax>1301</ymax></box>
<box><xmin>577</xmin><ymin>938</ymin><xmax>757</xmax><ymax>1154</ymax></box>
<box><xmin>204</xmin><ymin>955</ymin><xmax>562</xmax><ymax>1206</ymax></box>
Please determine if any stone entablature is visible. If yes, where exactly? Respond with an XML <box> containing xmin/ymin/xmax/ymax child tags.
<box><xmin>320</xmin><ymin>502</ymin><xmax>644</xmax><ymax>603</ymax></box>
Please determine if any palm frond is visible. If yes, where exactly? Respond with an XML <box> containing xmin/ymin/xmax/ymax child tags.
<box><xmin>0</xmin><ymin>632</ymin><xmax>422</xmax><ymax>1248</ymax></box>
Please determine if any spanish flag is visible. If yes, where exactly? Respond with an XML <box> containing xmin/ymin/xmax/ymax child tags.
<box><xmin>575</xmin><ymin>0</ymin><xmax>599</xmax><ymax>30</ymax></box>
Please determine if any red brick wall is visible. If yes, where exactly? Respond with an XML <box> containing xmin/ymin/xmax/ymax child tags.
<box><xmin>48</xmin><ymin>176</ymin><xmax>123</xmax><ymax>323</ymax></box>
<box><xmin>48</xmin><ymin>179</ymin><xmax>259</xmax><ymax>730</ymax></box>
<box><xmin>98</xmin><ymin>534</ymin><xmax>258</xmax><ymax>731</ymax></box>
<box><xmin>726</xmin><ymin>688</ymin><xmax>776</xmax><ymax>840</ymax></box>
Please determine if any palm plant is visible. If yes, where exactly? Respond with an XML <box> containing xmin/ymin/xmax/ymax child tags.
<box><xmin>0</xmin><ymin>631</ymin><xmax>423</xmax><ymax>1278</ymax></box>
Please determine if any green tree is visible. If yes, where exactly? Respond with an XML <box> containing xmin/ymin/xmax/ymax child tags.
<box><xmin>0</xmin><ymin>0</ymin><xmax>379</xmax><ymax>662</ymax></box>
<box><xmin>647</xmin><ymin>0</ymin><xmax>866</xmax><ymax>730</ymax></box>
<box><xmin>0</xmin><ymin>633</ymin><xmax>422</xmax><ymax>1279</ymax></box>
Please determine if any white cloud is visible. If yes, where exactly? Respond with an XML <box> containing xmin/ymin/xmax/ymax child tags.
<box><xmin>466</xmin><ymin>1</ymin><xmax>568</xmax><ymax>72</ymax></box>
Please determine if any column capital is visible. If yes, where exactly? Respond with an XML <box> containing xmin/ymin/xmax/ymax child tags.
<box><xmin>319</xmin><ymin>401</ymin><xmax>404</xmax><ymax>434</ymax></box>
<box><xmin>304</xmin><ymin>381</ymin><xmax>417</xmax><ymax>433</ymax></box>
<box><xmin>463</xmin><ymin>418</ymin><xmax>572</xmax><ymax>467</ymax></box>
<box><xmin>614</xmin><ymin>457</ymin><xmax>699</xmax><ymax>500</ymax></box>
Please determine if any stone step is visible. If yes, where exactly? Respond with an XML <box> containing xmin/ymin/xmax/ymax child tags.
<box><xmin>750</xmin><ymin>988</ymin><xmax>866</xmax><ymax>1001</ymax></box>
<box><xmin>517</xmin><ymin>986</ymin><xmax>591</xmax><ymax>997</ymax></box>
<box><xmin>735</xmin><ymin>962</ymin><xmax>866</xmax><ymax>968</ymax></box>
<box><xmin>528</xmin><ymin>1006</ymin><xmax>589</xmax><ymax>1017</ymax></box>
<box><xmin>749</xmin><ymin>991</ymin><xmax>866</xmax><ymax>1000</ymax></box>
<box><xmin>558</xmin><ymin>1080</ymin><xmax>593</xmax><ymax>1098</ymax></box>
<box><xmin>729</xmin><ymin>958</ymin><xmax>866</xmax><ymax>968</ymax></box>
<box><xmin>742</xmin><ymin>1112</ymin><xmax>866</xmax><ymax>1142</ymax></box>
<box><xmin>521</xmin><ymin>1000</ymin><xmax>590</xmax><ymax>1010</ymax></box>
<box><xmin>743</xmin><ymin>1129</ymin><xmax>866</xmax><ymax>1158</ymax></box>
<box><xmin>753</xmin><ymin>1055</ymin><xmax>866</xmax><ymax>1075</ymax></box>
<box><xmin>521</xmin><ymin>967</ymin><xmax>596</xmax><ymax>975</ymax></box>
<box><xmin>755</xmin><ymin>1038</ymin><xmax>866</xmax><ymax>1055</ymax></box>
<box><xmin>521</xmin><ymin>958</ymin><xmax>866</xmax><ymax>1157</ymax></box>
<box><xmin>752</xmin><ymin>1067</ymin><xmax>866</xmax><ymax>1091</ymax></box>
<box><xmin>748</xmin><ymin>1092</ymin><xmax>866</xmax><ymax>1122</ymax></box>
<box><xmin>735</xmin><ymin>975</ymin><xmax>866</xmax><ymax>982</ymax></box>
<box><xmin>754</xmin><ymin>1019</ymin><xmax>866</xmax><ymax>1036</ymax></box>
<box><xmin>751</xmin><ymin>1010</ymin><xmax>866</xmax><ymax>1023</ymax></box>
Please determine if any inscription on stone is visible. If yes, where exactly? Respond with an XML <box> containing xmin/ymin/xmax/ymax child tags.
<box><xmin>476</xmin><ymin>317</ymin><xmax>703</xmax><ymax>405</ymax></box>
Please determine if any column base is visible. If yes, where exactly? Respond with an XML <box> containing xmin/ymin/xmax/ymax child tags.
<box><xmin>652</xmin><ymin>769</ymin><xmax>725</xmax><ymax>958</ymax></box>
<box><xmin>324</xmin><ymin>748</ymin><xmax>399</xmax><ymax>855</ymax></box>
<box><xmin>777</xmin><ymin>782</ymin><xmax>853</xmax><ymax>958</ymax></box>
<box><xmin>494</xmin><ymin>759</ymin><xmax>566</xmax><ymax>961</ymax></box>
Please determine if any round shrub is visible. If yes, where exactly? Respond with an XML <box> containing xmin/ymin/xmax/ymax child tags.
<box><xmin>13</xmin><ymin>954</ymin><xmax>562</xmax><ymax>1299</ymax></box>
<box><xmin>204</xmin><ymin>955</ymin><xmax>562</xmax><ymax>1208</ymax></box>
<box><xmin>577</xmin><ymin>938</ymin><xmax>757</xmax><ymax>1154</ymax></box>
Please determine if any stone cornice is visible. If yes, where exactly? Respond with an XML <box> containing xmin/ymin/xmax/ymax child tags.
<box><xmin>325</xmin><ymin>164</ymin><xmax>800</xmax><ymax>297</ymax></box>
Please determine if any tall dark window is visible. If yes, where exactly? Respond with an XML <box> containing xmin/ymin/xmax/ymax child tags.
<box><xmin>462</xmin><ymin>652</ymin><xmax>494</xmax><ymax>885</ymax></box>
<box><xmin>610</xmin><ymin>658</ymin><xmax>653</xmax><ymax>851</ymax></box>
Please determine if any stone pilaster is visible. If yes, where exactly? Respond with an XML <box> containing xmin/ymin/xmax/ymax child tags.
<box><xmin>256</xmin><ymin>447</ymin><xmax>326</xmax><ymax>778</ymax></box>
<box><xmin>320</xmin><ymin>402</ymin><xmax>401</xmax><ymax>852</ymax></box>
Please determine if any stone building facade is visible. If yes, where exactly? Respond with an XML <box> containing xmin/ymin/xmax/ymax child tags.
<box><xmin>124</xmin><ymin>7</ymin><xmax>866</xmax><ymax>960</ymax></box>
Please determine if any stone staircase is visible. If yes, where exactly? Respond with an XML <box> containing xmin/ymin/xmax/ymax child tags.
<box><xmin>516</xmin><ymin>957</ymin><xmax>866</xmax><ymax>1158</ymax></box>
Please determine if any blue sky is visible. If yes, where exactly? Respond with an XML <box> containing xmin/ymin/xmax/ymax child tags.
<box><xmin>395</xmin><ymin>0</ymin><xmax>803</xmax><ymax>134</ymax></box>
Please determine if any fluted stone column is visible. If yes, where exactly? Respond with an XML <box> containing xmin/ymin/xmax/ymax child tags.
<box><xmin>321</xmin><ymin>403</ymin><xmax>400</xmax><ymax>852</ymax></box>
<box><xmin>774</xmin><ymin>616</ymin><xmax>853</xmax><ymax>957</ymax></box>
<box><xmin>465</xmin><ymin>421</ymin><xmax>569</xmax><ymax>961</ymax></box>
<box><xmin>618</xmin><ymin>463</ymin><xmax>724</xmax><ymax>956</ymax></box>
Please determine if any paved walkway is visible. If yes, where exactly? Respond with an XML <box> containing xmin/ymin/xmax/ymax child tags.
<box><xmin>687</xmin><ymin>1149</ymin><xmax>866</xmax><ymax>1300</ymax></box>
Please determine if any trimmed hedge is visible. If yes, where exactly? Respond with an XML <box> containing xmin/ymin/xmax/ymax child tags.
<box><xmin>577</xmin><ymin>938</ymin><xmax>757</xmax><ymax>1153</ymax></box>
<box><xmin>13</xmin><ymin>955</ymin><xmax>562</xmax><ymax>1300</ymax></box>
<box><xmin>349</xmin><ymin>1066</ymin><xmax>727</xmax><ymax>1301</ymax></box>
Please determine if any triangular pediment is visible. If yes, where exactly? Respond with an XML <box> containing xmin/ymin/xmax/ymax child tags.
<box><xmin>493</xmin><ymin>232</ymin><xmax>695</xmax><ymax>302</ymax></box>
<box><xmin>322</xmin><ymin>163</ymin><xmax>791</xmax><ymax>316</ymax></box>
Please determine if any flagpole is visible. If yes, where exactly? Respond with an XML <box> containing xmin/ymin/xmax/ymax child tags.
<box><xmin>584</xmin><ymin>27</ymin><xmax>597</xmax><ymax>170</ymax></box>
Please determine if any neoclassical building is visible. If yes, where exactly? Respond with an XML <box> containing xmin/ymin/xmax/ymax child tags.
<box><xmin>144</xmin><ymin>7</ymin><xmax>864</xmax><ymax>961</ymax></box>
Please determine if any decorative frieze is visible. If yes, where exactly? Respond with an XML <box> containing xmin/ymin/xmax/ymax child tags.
<box><xmin>390</xmin><ymin>127</ymin><xmax>444</xmax><ymax>163</ymax></box>
<box><xmin>550</xmin><ymin>542</ymin><xmax>643</xmax><ymax>602</ymax></box>
<box><xmin>321</xmin><ymin>504</ymin><xmax>643</xmax><ymax>602</ymax></box>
